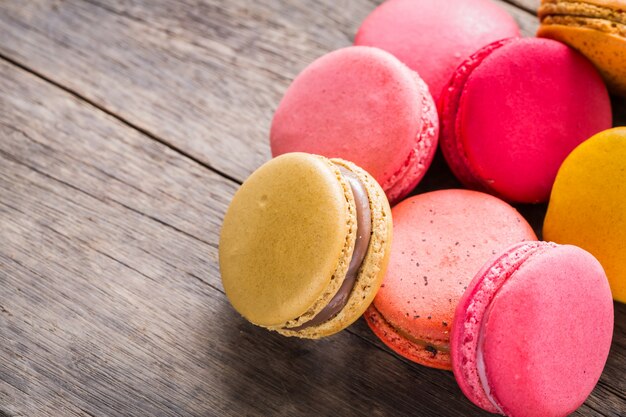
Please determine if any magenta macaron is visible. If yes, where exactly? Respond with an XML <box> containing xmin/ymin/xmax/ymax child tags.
<box><xmin>355</xmin><ymin>0</ymin><xmax>520</xmax><ymax>101</ymax></box>
<box><xmin>439</xmin><ymin>37</ymin><xmax>612</xmax><ymax>204</ymax></box>
<box><xmin>452</xmin><ymin>241</ymin><xmax>614</xmax><ymax>416</ymax></box>
<box><xmin>270</xmin><ymin>46</ymin><xmax>438</xmax><ymax>205</ymax></box>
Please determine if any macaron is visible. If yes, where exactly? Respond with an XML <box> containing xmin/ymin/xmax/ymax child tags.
<box><xmin>270</xmin><ymin>46</ymin><xmax>438</xmax><ymax>205</ymax></box>
<box><xmin>354</xmin><ymin>0</ymin><xmax>520</xmax><ymax>102</ymax></box>
<box><xmin>538</xmin><ymin>0</ymin><xmax>626</xmax><ymax>97</ymax></box>
<box><xmin>219</xmin><ymin>153</ymin><xmax>392</xmax><ymax>338</ymax></box>
<box><xmin>451</xmin><ymin>241</ymin><xmax>614</xmax><ymax>417</ymax></box>
<box><xmin>364</xmin><ymin>190</ymin><xmax>536</xmax><ymax>370</ymax></box>
<box><xmin>544</xmin><ymin>127</ymin><xmax>626</xmax><ymax>303</ymax></box>
<box><xmin>438</xmin><ymin>37</ymin><xmax>612</xmax><ymax>204</ymax></box>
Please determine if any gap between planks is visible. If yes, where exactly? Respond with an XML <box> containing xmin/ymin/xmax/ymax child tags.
<box><xmin>0</xmin><ymin>52</ymin><xmax>242</xmax><ymax>186</ymax></box>
<box><xmin>0</xmin><ymin>49</ymin><xmax>436</xmax><ymax>394</ymax></box>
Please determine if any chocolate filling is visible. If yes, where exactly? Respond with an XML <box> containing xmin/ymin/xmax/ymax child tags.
<box><xmin>288</xmin><ymin>165</ymin><xmax>372</xmax><ymax>331</ymax></box>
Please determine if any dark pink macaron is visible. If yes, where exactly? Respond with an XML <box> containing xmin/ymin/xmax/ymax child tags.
<box><xmin>451</xmin><ymin>241</ymin><xmax>614</xmax><ymax>417</ymax></box>
<box><xmin>270</xmin><ymin>46</ymin><xmax>438</xmax><ymax>205</ymax></box>
<box><xmin>355</xmin><ymin>0</ymin><xmax>520</xmax><ymax>102</ymax></box>
<box><xmin>439</xmin><ymin>37</ymin><xmax>612</xmax><ymax>203</ymax></box>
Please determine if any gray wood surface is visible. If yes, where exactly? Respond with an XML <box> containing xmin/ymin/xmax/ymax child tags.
<box><xmin>0</xmin><ymin>0</ymin><xmax>538</xmax><ymax>183</ymax></box>
<box><xmin>0</xmin><ymin>0</ymin><xmax>624</xmax><ymax>416</ymax></box>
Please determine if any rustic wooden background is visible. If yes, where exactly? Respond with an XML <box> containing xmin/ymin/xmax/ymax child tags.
<box><xmin>0</xmin><ymin>0</ymin><xmax>624</xmax><ymax>416</ymax></box>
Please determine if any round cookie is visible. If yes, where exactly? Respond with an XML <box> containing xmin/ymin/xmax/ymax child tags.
<box><xmin>364</xmin><ymin>189</ymin><xmax>536</xmax><ymax>369</ymax></box>
<box><xmin>219</xmin><ymin>153</ymin><xmax>392</xmax><ymax>338</ymax></box>
<box><xmin>270</xmin><ymin>46</ymin><xmax>438</xmax><ymax>205</ymax></box>
<box><xmin>544</xmin><ymin>127</ymin><xmax>626</xmax><ymax>303</ymax></box>
<box><xmin>538</xmin><ymin>0</ymin><xmax>626</xmax><ymax>97</ymax></box>
<box><xmin>452</xmin><ymin>242</ymin><xmax>614</xmax><ymax>416</ymax></box>
<box><xmin>354</xmin><ymin>0</ymin><xmax>520</xmax><ymax>101</ymax></box>
<box><xmin>438</xmin><ymin>37</ymin><xmax>612</xmax><ymax>203</ymax></box>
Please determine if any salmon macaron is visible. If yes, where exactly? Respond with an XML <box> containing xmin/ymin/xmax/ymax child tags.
<box><xmin>364</xmin><ymin>190</ymin><xmax>536</xmax><ymax>369</ymax></box>
<box><xmin>219</xmin><ymin>153</ymin><xmax>392</xmax><ymax>338</ymax></box>
<box><xmin>452</xmin><ymin>241</ymin><xmax>614</xmax><ymax>416</ymax></box>
<box><xmin>270</xmin><ymin>46</ymin><xmax>438</xmax><ymax>205</ymax></box>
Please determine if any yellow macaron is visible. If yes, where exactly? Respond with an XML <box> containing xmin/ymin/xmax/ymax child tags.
<box><xmin>544</xmin><ymin>127</ymin><xmax>626</xmax><ymax>303</ymax></box>
<box><xmin>219</xmin><ymin>153</ymin><xmax>392</xmax><ymax>338</ymax></box>
<box><xmin>538</xmin><ymin>0</ymin><xmax>626</xmax><ymax>96</ymax></box>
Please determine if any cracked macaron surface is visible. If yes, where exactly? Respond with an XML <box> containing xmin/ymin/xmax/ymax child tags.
<box><xmin>451</xmin><ymin>241</ymin><xmax>614</xmax><ymax>417</ymax></box>
<box><xmin>364</xmin><ymin>189</ymin><xmax>536</xmax><ymax>369</ymax></box>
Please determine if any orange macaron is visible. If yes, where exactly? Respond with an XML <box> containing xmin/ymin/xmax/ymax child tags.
<box><xmin>538</xmin><ymin>0</ymin><xmax>626</xmax><ymax>96</ymax></box>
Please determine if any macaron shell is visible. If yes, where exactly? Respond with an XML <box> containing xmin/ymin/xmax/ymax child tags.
<box><xmin>483</xmin><ymin>245</ymin><xmax>613</xmax><ymax>417</ymax></box>
<box><xmin>280</xmin><ymin>159</ymin><xmax>393</xmax><ymax>338</ymax></box>
<box><xmin>438</xmin><ymin>38</ymin><xmax>514</xmax><ymax>193</ymax></box>
<box><xmin>383</xmin><ymin>73</ymin><xmax>439</xmax><ymax>204</ymax></box>
<box><xmin>451</xmin><ymin>241</ymin><xmax>550</xmax><ymax>413</ymax></box>
<box><xmin>544</xmin><ymin>127</ymin><xmax>626</xmax><ymax>303</ymax></box>
<box><xmin>368</xmin><ymin>190</ymin><xmax>536</xmax><ymax>369</ymax></box>
<box><xmin>538</xmin><ymin>24</ymin><xmax>626</xmax><ymax>96</ymax></box>
<box><xmin>354</xmin><ymin>0</ymin><xmax>519</xmax><ymax>102</ymax></box>
<box><xmin>270</xmin><ymin>46</ymin><xmax>437</xmax><ymax>204</ymax></box>
<box><xmin>442</xmin><ymin>37</ymin><xmax>611</xmax><ymax>203</ymax></box>
<box><xmin>219</xmin><ymin>153</ymin><xmax>356</xmax><ymax>328</ymax></box>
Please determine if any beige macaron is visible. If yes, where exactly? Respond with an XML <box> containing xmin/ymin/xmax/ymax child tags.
<box><xmin>219</xmin><ymin>153</ymin><xmax>392</xmax><ymax>338</ymax></box>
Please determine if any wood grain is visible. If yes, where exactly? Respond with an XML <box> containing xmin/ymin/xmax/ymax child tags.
<box><xmin>504</xmin><ymin>0</ymin><xmax>540</xmax><ymax>14</ymax></box>
<box><xmin>0</xmin><ymin>0</ymin><xmax>537</xmax><ymax>184</ymax></box>
<box><xmin>0</xmin><ymin>0</ymin><xmax>624</xmax><ymax>416</ymax></box>
<box><xmin>0</xmin><ymin>58</ymin><xmax>509</xmax><ymax>417</ymax></box>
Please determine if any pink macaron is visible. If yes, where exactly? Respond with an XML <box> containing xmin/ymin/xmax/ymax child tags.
<box><xmin>270</xmin><ymin>46</ymin><xmax>438</xmax><ymax>205</ymax></box>
<box><xmin>364</xmin><ymin>189</ymin><xmax>536</xmax><ymax>370</ymax></box>
<box><xmin>438</xmin><ymin>37</ymin><xmax>612</xmax><ymax>204</ymax></box>
<box><xmin>355</xmin><ymin>0</ymin><xmax>520</xmax><ymax>102</ymax></box>
<box><xmin>452</xmin><ymin>241</ymin><xmax>614</xmax><ymax>417</ymax></box>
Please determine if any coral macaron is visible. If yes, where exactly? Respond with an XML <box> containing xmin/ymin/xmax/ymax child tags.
<box><xmin>219</xmin><ymin>153</ymin><xmax>392</xmax><ymax>338</ymax></box>
<box><xmin>270</xmin><ymin>46</ymin><xmax>438</xmax><ymax>205</ymax></box>
<box><xmin>451</xmin><ymin>242</ymin><xmax>614</xmax><ymax>417</ymax></box>
<box><xmin>364</xmin><ymin>190</ymin><xmax>536</xmax><ymax>370</ymax></box>
<box><xmin>439</xmin><ymin>37</ymin><xmax>611</xmax><ymax>203</ymax></box>
<box><xmin>355</xmin><ymin>0</ymin><xmax>520</xmax><ymax>101</ymax></box>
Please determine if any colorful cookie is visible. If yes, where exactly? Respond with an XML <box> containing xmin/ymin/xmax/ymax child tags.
<box><xmin>439</xmin><ymin>37</ymin><xmax>612</xmax><ymax>203</ymax></box>
<box><xmin>354</xmin><ymin>0</ymin><xmax>519</xmax><ymax>101</ymax></box>
<box><xmin>538</xmin><ymin>0</ymin><xmax>626</xmax><ymax>96</ymax></box>
<box><xmin>452</xmin><ymin>242</ymin><xmax>614</xmax><ymax>416</ymax></box>
<box><xmin>270</xmin><ymin>46</ymin><xmax>438</xmax><ymax>205</ymax></box>
<box><xmin>219</xmin><ymin>153</ymin><xmax>392</xmax><ymax>338</ymax></box>
<box><xmin>364</xmin><ymin>190</ymin><xmax>536</xmax><ymax>369</ymax></box>
<box><xmin>544</xmin><ymin>127</ymin><xmax>626</xmax><ymax>303</ymax></box>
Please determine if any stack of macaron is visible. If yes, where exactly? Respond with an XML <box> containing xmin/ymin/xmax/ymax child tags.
<box><xmin>219</xmin><ymin>0</ymin><xmax>625</xmax><ymax>415</ymax></box>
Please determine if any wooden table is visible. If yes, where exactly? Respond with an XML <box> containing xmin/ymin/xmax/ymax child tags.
<box><xmin>0</xmin><ymin>0</ymin><xmax>624</xmax><ymax>415</ymax></box>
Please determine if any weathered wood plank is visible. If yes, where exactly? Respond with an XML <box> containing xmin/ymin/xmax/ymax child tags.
<box><xmin>0</xmin><ymin>0</ymin><xmax>538</xmax><ymax>183</ymax></box>
<box><xmin>1</xmin><ymin>57</ymin><xmax>625</xmax><ymax>416</ymax></box>
<box><xmin>0</xmin><ymin>0</ymin><xmax>624</xmax><ymax>416</ymax></box>
<box><xmin>504</xmin><ymin>0</ymin><xmax>540</xmax><ymax>15</ymax></box>
<box><xmin>0</xmin><ymin>58</ymin><xmax>502</xmax><ymax>417</ymax></box>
